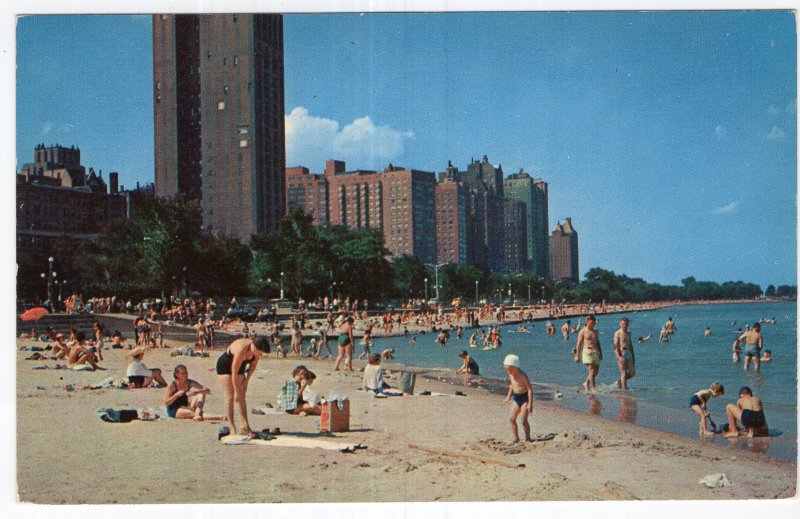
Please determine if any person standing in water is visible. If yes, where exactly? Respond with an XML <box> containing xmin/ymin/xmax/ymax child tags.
<box><xmin>613</xmin><ymin>318</ymin><xmax>635</xmax><ymax>390</ymax></box>
<box><xmin>574</xmin><ymin>315</ymin><xmax>602</xmax><ymax>392</ymax></box>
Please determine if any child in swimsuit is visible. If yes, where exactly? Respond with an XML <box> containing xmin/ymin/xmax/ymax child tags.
<box><xmin>689</xmin><ymin>382</ymin><xmax>724</xmax><ymax>436</ymax></box>
<box><xmin>502</xmin><ymin>354</ymin><xmax>533</xmax><ymax>443</ymax></box>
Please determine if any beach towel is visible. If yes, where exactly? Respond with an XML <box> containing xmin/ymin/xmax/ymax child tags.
<box><xmin>221</xmin><ymin>434</ymin><xmax>361</xmax><ymax>451</ymax></box>
<box><xmin>96</xmin><ymin>407</ymin><xmax>139</xmax><ymax>423</ymax></box>
<box><xmin>70</xmin><ymin>364</ymin><xmax>95</xmax><ymax>371</ymax></box>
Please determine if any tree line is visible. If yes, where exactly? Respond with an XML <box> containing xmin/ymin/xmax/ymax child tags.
<box><xmin>16</xmin><ymin>196</ymin><xmax>792</xmax><ymax>306</ymax></box>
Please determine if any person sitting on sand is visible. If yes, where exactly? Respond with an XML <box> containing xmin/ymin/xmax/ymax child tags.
<box><xmin>455</xmin><ymin>350</ymin><xmax>480</xmax><ymax>376</ymax></box>
<box><xmin>126</xmin><ymin>346</ymin><xmax>168</xmax><ymax>388</ymax></box>
<box><xmin>502</xmin><ymin>354</ymin><xmax>532</xmax><ymax>443</ymax></box>
<box><xmin>287</xmin><ymin>366</ymin><xmax>322</xmax><ymax>416</ymax></box>
<box><xmin>689</xmin><ymin>382</ymin><xmax>724</xmax><ymax>436</ymax></box>
<box><xmin>760</xmin><ymin>349</ymin><xmax>772</xmax><ymax>362</ymax></box>
<box><xmin>164</xmin><ymin>364</ymin><xmax>219</xmax><ymax>420</ymax></box>
<box><xmin>51</xmin><ymin>333</ymin><xmax>70</xmax><ymax>360</ymax></box>
<box><xmin>67</xmin><ymin>332</ymin><xmax>104</xmax><ymax>370</ymax></box>
<box><xmin>275</xmin><ymin>338</ymin><xmax>287</xmax><ymax>359</ymax></box>
<box><xmin>637</xmin><ymin>334</ymin><xmax>652</xmax><ymax>344</ymax></box>
<box><xmin>362</xmin><ymin>354</ymin><xmax>404</xmax><ymax>396</ymax></box>
<box><xmin>724</xmin><ymin>386</ymin><xmax>768</xmax><ymax>438</ymax></box>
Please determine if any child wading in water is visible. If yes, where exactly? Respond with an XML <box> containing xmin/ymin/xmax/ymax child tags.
<box><xmin>502</xmin><ymin>354</ymin><xmax>533</xmax><ymax>443</ymax></box>
<box><xmin>689</xmin><ymin>382</ymin><xmax>724</xmax><ymax>436</ymax></box>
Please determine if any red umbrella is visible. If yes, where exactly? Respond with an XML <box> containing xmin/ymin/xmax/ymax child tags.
<box><xmin>19</xmin><ymin>307</ymin><xmax>49</xmax><ymax>322</ymax></box>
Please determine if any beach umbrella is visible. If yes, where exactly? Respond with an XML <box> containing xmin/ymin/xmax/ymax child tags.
<box><xmin>19</xmin><ymin>307</ymin><xmax>49</xmax><ymax>322</ymax></box>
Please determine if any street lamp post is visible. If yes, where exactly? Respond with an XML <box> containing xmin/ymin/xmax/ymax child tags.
<box><xmin>541</xmin><ymin>285</ymin><xmax>545</xmax><ymax>304</ymax></box>
<box><xmin>182</xmin><ymin>266</ymin><xmax>188</xmax><ymax>298</ymax></box>
<box><xmin>424</xmin><ymin>278</ymin><xmax>429</xmax><ymax>302</ymax></box>
<box><xmin>264</xmin><ymin>277</ymin><xmax>272</xmax><ymax>306</ymax></box>
<box><xmin>527</xmin><ymin>284</ymin><xmax>531</xmax><ymax>302</ymax></box>
<box><xmin>425</xmin><ymin>262</ymin><xmax>448</xmax><ymax>302</ymax></box>
<box><xmin>475</xmin><ymin>280</ymin><xmax>479</xmax><ymax>305</ymax></box>
<box><xmin>280</xmin><ymin>272</ymin><xmax>285</xmax><ymax>301</ymax></box>
<box><xmin>508</xmin><ymin>283</ymin><xmax>512</xmax><ymax>299</ymax></box>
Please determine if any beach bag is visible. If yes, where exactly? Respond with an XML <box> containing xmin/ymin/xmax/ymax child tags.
<box><xmin>399</xmin><ymin>371</ymin><xmax>416</xmax><ymax>394</ymax></box>
<box><xmin>320</xmin><ymin>399</ymin><xmax>350</xmax><ymax>432</ymax></box>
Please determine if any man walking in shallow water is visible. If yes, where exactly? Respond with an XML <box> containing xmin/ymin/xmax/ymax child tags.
<box><xmin>614</xmin><ymin>318</ymin><xmax>635</xmax><ymax>390</ymax></box>
<box><xmin>574</xmin><ymin>315</ymin><xmax>602</xmax><ymax>391</ymax></box>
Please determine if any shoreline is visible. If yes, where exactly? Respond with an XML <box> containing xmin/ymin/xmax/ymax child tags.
<box><xmin>15</xmin><ymin>334</ymin><xmax>796</xmax><ymax>504</ymax></box>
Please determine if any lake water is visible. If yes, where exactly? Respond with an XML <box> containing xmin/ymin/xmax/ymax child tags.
<box><xmin>372</xmin><ymin>301</ymin><xmax>797</xmax><ymax>462</ymax></box>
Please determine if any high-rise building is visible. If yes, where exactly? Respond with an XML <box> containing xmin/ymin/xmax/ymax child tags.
<box><xmin>153</xmin><ymin>14</ymin><xmax>285</xmax><ymax>243</ymax></box>
<box><xmin>550</xmin><ymin>218</ymin><xmax>579</xmax><ymax>282</ymax></box>
<box><xmin>502</xmin><ymin>199</ymin><xmax>528</xmax><ymax>273</ymax></box>
<box><xmin>504</xmin><ymin>169</ymin><xmax>549</xmax><ymax>276</ymax></box>
<box><xmin>381</xmin><ymin>165</ymin><xmax>436</xmax><ymax>263</ymax></box>
<box><xmin>285</xmin><ymin>161</ymin><xmax>437</xmax><ymax>263</ymax></box>
<box><xmin>461</xmin><ymin>155</ymin><xmax>504</xmax><ymax>272</ymax></box>
<box><xmin>435</xmin><ymin>168</ymin><xmax>468</xmax><ymax>265</ymax></box>
<box><xmin>286</xmin><ymin>166</ymin><xmax>329</xmax><ymax>225</ymax></box>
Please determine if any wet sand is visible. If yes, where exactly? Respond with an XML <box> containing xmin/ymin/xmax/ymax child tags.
<box><xmin>14</xmin><ymin>337</ymin><xmax>797</xmax><ymax>504</ymax></box>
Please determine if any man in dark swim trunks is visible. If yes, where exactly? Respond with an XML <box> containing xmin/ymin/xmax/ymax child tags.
<box><xmin>724</xmin><ymin>386</ymin><xmax>768</xmax><ymax>438</ymax></box>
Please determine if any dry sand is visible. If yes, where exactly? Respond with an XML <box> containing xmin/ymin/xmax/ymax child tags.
<box><xmin>14</xmin><ymin>337</ymin><xmax>797</xmax><ymax>505</ymax></box>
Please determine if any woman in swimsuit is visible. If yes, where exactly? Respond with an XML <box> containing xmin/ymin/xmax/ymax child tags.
<box><xmin>164</xmin><ymin>364</ymin><xmax>220</xmax><ymax>421</ymax></box>
<box><xmin>216</xmin><ymin>336</ymin><xmax>271</xmax><ymax>434</ymax></box>
<box><xmin>334</xmin><ymin>316</ymin><xmax>355</xmax><ymax>372</ymax></box>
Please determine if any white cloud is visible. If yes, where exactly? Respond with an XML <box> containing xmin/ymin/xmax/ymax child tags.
<box><xmin>712</xmin><ymin>201</ymin><xmax>740</xmax><ymax>215</ymax></box>
<box><xmin>766</xmin><ymin>126</ymin><xmax>786</xmax><ymax>140</ymax></box>
<box><xmin>41</xmin><ymin>121</ymin><xmax>54</xmax><ymax>135</ymax></box>
<box><xmin>714</xmin><ymin>124</ymin><xmax>726</xmax><ymax>140</ymax></box>
<box><xmin>285</xmin><ymin>106</ymin><xmax>414</xmax><ymax>169</ymax></box>
<box><xmin>767</xmin><ymin>104</ymin><xmax>781</xmax><ymax>116</ymax></box>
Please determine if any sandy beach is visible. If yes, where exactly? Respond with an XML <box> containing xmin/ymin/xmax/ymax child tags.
<box><xmin>13</xmin><ymin>335</ymin><xmax>797</xmax><ymax>505</ymax></box>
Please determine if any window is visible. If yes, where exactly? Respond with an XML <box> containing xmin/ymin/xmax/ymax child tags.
<box><xmin>224</xmin><ymin>85</ymin><xmax>230</xmax><ymax>94</ymax></box>
<box><xmin>233</xmin><ymin>55</ymin><xmax>239</xmax><ymax>65</ymax></box>
<box><xmin>239</xmin><ymin>140</ymin><xmax>248</xmax><ymax>148</ymax></box>
<box><xmin>218</xmin><ymin>101</ymin><xmax>225</xmax><ymax>110</ymax></box>
<box><xmin>237</xmin><ymin>125</ymin><xmax>249</xmax><ymax>134</ymax></box>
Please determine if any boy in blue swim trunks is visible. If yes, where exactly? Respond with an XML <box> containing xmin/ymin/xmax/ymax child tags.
<box><xmin>503</xmin><ymin>354</ymin><xmax>533</xmax><ymax>443</ymax></box>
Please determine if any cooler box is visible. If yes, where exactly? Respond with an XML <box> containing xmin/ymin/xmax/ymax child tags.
<box><xmin>320</xmin><ymin>399</ymin><xmax>350</xmax><ymax>432</ymax></box>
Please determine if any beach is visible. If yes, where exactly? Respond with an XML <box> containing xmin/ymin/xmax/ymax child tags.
<box><xmin>15</xmin><ymin>337</ymin><xmax>796</xmax><ymax>504</ymax></box>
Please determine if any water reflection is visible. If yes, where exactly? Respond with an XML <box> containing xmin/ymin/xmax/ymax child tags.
<box><xmin>587</xmin><ymin>394</ymin><xmax>603</xmax><ymax>416</ymax></box>
<box><xmin>618</xmin><ymin>397</ymin><xmax>638</xmax><ymax>424</ymax></box>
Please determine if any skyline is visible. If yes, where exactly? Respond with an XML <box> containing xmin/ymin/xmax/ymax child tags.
<box><xmin>14</xmin><ymin>11</ymin><xmax>797</xmax><ymax>288</ymax></box>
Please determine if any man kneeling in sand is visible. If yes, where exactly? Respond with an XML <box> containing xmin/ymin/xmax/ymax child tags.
<box><xmin>724</xmin><ymin>386</ymin><xmax>768</xmax><ymax>438</ymax></box>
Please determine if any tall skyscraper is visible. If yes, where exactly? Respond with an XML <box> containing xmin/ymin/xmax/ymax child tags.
<box><xmin>460</xmin><ymin>155</ymin><xmax>504</xmax><ymax>272</ymax></box>
<box><xmin>502</xmin><ymin>199</ymin><xmax>528</xmax><ymax>273</ymax></box>
<box><xmin>435</xmin><ymin>167</ymin><xmax>468</xmax><ymax>265</ymax></box>
<box><xmin>153</xmin><ymin>14</ymin><xmax>286</xmax><ymax>243</ymax></box>
<box><xmin>550</xmin><ymin>218</ymin><xmax>579</xmax><ymax>282</ymax></box>
<box><xmin>504</xmin><ymin>169</ymin><xmax>549</xmax><ymax>276</ymax></box>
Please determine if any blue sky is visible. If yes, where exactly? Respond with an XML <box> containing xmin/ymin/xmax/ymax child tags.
<box><xmin>15</xmin><ymin>11</ymin><xmax>797</xmax><ymax>288</ymax></box>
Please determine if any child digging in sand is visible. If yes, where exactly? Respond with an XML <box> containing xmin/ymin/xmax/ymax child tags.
<box><xmin>689</xmin><ymin>382</ymin><xmax>724</xmax><ymax>436</ymax></box>
<box><xmin>502</xmin><ymin>354</ymin><xmax>532</xmax><ymax>443</ymax></box>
